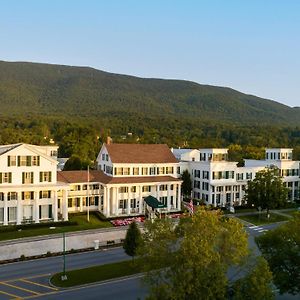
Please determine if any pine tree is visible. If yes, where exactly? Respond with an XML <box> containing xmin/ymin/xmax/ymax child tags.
<box><xmin>123</xmin><ymin>221</ymin><xmax>142</xmax><ymax>260</ymax></box>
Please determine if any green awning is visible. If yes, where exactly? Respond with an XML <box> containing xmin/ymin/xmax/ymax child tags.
<box><xmin>144</xmin><ymin>195</ymin><xmax>167</xmax><ymax>209</ymax></box>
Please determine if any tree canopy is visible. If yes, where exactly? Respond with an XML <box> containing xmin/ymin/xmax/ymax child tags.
<box><xmin>138</xmin><ymin>209</ymin><xmax>274</xmax><ymax>299</ymax></box>
<box><xmin>244</xmin><ymin>167</ymin><xmax>288</xmax><ymax>215</ymax></box>
<box><xmin>255</xmin><ymin>213</ymin><xmax>300</xmax><ymax>295</ymax></box>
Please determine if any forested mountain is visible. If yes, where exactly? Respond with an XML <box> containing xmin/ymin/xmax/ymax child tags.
<box><xmin>0</xmin><ymin>60</ymin><xmax>299</xmax><ymax>164</ymax></box>
<box><xmin>0</xmin><ymin>60</ymin><xmax>299</xmax><ymax>125</ymax></box>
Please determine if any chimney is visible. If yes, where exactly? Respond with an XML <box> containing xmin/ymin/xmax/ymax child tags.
<box><xmin>107</xmin><ymin>136</ymin><xmax>113</xmax><ymax>145</ymax></box>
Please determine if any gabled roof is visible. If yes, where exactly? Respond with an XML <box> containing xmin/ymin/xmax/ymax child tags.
<box><xmin>104</xmin><ymin>143</ymin><xmax>178</xmax><ymax>164</ymax></box>
<box><xmin>0</xmin><ymin>143</ymin><xmax>57</xmax><ymax>164</ymax></box>
<box><xmin>57</xmin><ymin>170</ymin><xmax>111</xmax><ymax>184</ymax></box>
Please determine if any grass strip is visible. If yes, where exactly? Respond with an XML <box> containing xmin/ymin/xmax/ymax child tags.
<box><xmin>51</xmin><ymin>259</ymin><xmax>140</xmax><ymax>287</ymax></box>
<box><xmin>237</xmin><ymin>212</ymin><xmax>289</xmax><ymax>225</ymax></box>
<box><xmin>0</xmin><ymin>213</ymin><xmax>112</xmax><ymax>242</ymax></box>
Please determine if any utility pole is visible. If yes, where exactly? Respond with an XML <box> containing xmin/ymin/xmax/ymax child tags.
<box><xmin>87</xmin><ymin>165</ymin><xmax>90</xmax><ymax>222</ymax></box>
<box><xmin>61</xmin><ymin>232</ymin><xmax>67</xmax><ymax>281</ymax></box>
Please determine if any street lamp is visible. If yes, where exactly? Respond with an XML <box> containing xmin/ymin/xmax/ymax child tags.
<box><xmin>61</xmin><ymin>232</ymin><xmax>67</xmax><ymax>281</ymax></box>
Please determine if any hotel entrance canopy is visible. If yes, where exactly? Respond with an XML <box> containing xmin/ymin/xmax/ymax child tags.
<box><xmin>144</xmin><ymin>195</ymin><xmax>167</xmax><ymax>209</ymax></box>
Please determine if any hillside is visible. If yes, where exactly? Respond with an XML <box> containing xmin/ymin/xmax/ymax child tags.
<box><xmin>0</xmin><ymin>60</ymin><xmax>299</xmax><ymax>126</ymax></box>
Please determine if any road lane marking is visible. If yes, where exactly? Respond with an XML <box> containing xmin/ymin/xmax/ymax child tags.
<box><xmin>249</xmin><ymin>226</ymin><xmax>257</xmax><ymax>228</ymax></box>
<box><xmin>4</xmin><ymin>274</ymin><xmax>51</xmax><ymax>283</ymax></box>
<box><xmin>20</xmin><ymin>279</ymin><xmax>58</xmax><ymax>291</ymax></box>
<box><xmin>0</xmin><ymin>282</ymin><xmax>40</xmax><ymax>295</ymax></box>
<box><xmin>0</xmin><ymin>289</ymin><xmax>22</xmax><ymax>299</ymax></box>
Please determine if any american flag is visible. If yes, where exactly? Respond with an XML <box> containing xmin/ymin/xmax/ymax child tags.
<box><xmin>187</xmin><ymin>199</ymin><xmax>194</xmax><ymax>214</ymax></box>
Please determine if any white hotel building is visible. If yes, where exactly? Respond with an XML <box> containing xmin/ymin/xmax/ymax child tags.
<box><xmin>174</xmin><ymin>148</ymin><xmax>300</xmax><ymax>207</ymax></box>
<box><xmin>0</xmin><ymin>143</ymin><xmax>181</xmax><ymax>226</ymax></box>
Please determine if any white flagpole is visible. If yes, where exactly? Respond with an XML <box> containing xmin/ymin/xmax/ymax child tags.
<box><xmin>87</xmin><ymin>165</ymin><xmax>90</xmax><ymax>222</ymax></box>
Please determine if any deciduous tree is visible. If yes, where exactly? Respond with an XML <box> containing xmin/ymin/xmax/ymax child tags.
<box><xmin>244</xmin><ymin>167</ymin><xmax>288</xmax><ymax>216</ymax></box>
<box><xmin>255</xmin><ymin>213</ymin><xmax>300</xmax><ymax>295</ymax></box>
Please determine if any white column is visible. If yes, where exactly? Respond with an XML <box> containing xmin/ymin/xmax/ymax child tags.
<box><xmin>167</xmin><ymin>184</ymin><xmax>171</xmax><ymax>211</ymax></box>
<box><xmin>139</xmin><ymin>185</ymin><xmax>143</xmax><ymax>214</ymax></box>
<box><xmin>53</xmin><ymin>190</ymin><xmax>58</xmax><ymax>222</ymax></box>
<box><xmin>114</xmin><ymin>187</ymin><xmax>119</xmax><ymax>216</ymax></box>
<box><xmin>107</xmin><ymin>187</ymin><xmax>110</xmax><ymax>217</ymax></box>
<box><xmin>34</xmin><ymin>191</ymin><xmax>40</xmax><ymax>223</ymax></box>
<box><xmin>292</xmin><ymin>182</ymin><xmax>295</xmax><ymax>201</ymax></box>
<box><xmin>3</xmin><ymin>192</ymin><xmax>8</xmax><ymax>225</ymax></box>
<box><xmin>177</xmin><ymin>184</ymin><xmax>181</xmax><ymax>211</ymax></box>
<box><xmin>63</xmin><ymin>190</ymin><xmax>68</xmax><ymax>221</ymax></box>
<box><xmin>127</xmin><ymin>186</ymin><xmax>131</xmax><ymax>215</ymax></box>
<box><xmin>156</xmin><ymin>184</ymin><xmax>160</xmax><ymax>200</ymax></box>
<box><xmin>17</xmin><ymin>191</ymin><xmax>22</xmax><ymax>225</ymax></box>
<box><xmin>103</xmin><ymin>187</ymin><xmax>107</xmax><ymax>216</ymax></box>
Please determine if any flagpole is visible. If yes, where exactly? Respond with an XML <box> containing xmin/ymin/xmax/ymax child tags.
<box><xmin>87</xmin><ymin>165</ymin><xmax>90</xmax><ymax>222</ymax></box>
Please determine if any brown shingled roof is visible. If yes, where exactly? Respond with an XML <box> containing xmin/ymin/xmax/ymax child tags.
<box><xmin>57</xmin><ymin>171</ymin><xmax>180</xmax><ymax>185</ymax></box>
<box><xmin>104</xmin><ymin>143</ymin><xmax>178</xmax><ymax>164</ymax></box>
<box><xmin>57</xmin><ymin>170</ymin><xmax>111</xmax><ymax>184</ymax></box>
<box><xmin>108</xmin><ymin>176</ymin><xmax>181</xmax><ymax>184</ymax></box>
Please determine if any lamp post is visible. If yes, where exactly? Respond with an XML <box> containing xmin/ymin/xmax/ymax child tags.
<box><xmin>61</xmin><ymin>232</ymin><xmax>67</xmax><ymax>281</ymax></box>
<box><xmin>87</xmin><ymin>165</ymin><xmax>90</xmax><ymax>222</ymax></box>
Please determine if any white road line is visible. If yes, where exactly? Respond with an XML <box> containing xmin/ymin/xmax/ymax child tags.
<box><xmin>253</xmin><ymin>227</ymin><xmax>262</xmax><ymax>231</ymax></box>
<box><xmin>249</xmin><ymin>226</ymin><xmax>258</xmax><ymax>228</ymax></box>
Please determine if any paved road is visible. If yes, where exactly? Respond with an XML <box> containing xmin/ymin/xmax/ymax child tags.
<box><xmin>0</xmin><ymin>222</ymin><xmax>298</xmax><ymax>300</ymax></box>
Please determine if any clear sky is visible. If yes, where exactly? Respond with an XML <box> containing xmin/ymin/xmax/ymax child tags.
<box><xmin>1</xmin><ymin>0</ymin><xmax>299</xmax><ymax>107</ymax></box>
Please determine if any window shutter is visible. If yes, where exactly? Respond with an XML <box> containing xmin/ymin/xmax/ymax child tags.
<box><xmin>39</xmin><ymin>191</ymin><xmax>42</xmax><ymax>199</ymax></box>
<box><xmin>0</xmin><ymin>173</ymin><xmax>2</xmax><ymax>184</ymax></box>
<box><xmin>26</xmin><ymin>156</ymin><xmax>31</xmax><ymax>166</ymax></box>
<box><xmin>40</xmin><ymin>172</ymin><xmax>43</xmax><ymax>182</ymax></box>
<box><xmin>17</xmin><ymin>156</ymin><xmax>20</xmax><ymax>167</ymax></box>
<box><xmin>22</xmin><ymin>192</ymin><xmax>24</xmax><ymax>200</ymax></box>
<box><xmin>49</xmin><ymin>205</ymin><xmax>52</xmax><ymax>218</ymax></box>
<box><xmin>39</xmin><ymin>206</ymin><xmax>41</xmax><ymax>219</ymax></box>
<box><xmin>7</xmin><ymin>156</ymin><xmax>10</xmax><ymax>167</ymax></box>
<box><xmin>22</xmin><ymin>173</ymin><xmax>25</xmax><ymax>184</ymax></box>
<box><xmin>31</xmin><ymin>172</ymin><xmax>34</xmax><ymax>184</ymax></box>
<box><xmin>8</xmin><ymin>173</ymin><xmax>12</xmax><ymax>183</ymax></box>
<box><xmin>37</xmin><ymin>156</ymin><xmax>40</xmax><ymax>166</ymax></box>
<box><xmin>49</xmin><ymin>172</ymin><xmax>52</xmax><ymax>182</ymax></box>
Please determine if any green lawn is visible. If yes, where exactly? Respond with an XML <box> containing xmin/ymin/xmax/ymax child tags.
<box><xmin>237</xmin><ymin>212</ymin><xmax>289</xmax><ymax>225</ymax></box>
<box><xmin>283</xmin><ymin>210</ymin><xmax>300</xmax><ymax>217</ymax></box>
<box><xmin>0</xmin><ymin>213</ymin><xmax>112</xmax><ymax>242</ymax></box>
<box><xmin>51</xmin><ymin>259</ymin><xmax>140</xmax><ymax>287</ymax></box>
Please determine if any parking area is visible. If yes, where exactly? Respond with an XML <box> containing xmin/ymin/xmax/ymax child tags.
<box><xmin>0</xmin><ymin>274</ymin><xmax>57</xmax><ymax>299</ymax></box>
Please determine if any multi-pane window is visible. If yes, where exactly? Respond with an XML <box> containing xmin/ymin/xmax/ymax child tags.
<box><xmin>130</xmin><ymin>198</ymin><xmax>137</xmax><ymax>208</ymax></box>
<box><xmin>40</xmin><ymin>171</ymin><xmax>52</xmax><ymax>182</ymax></box>
<box><xmin>119</xmin><ymin>199</ymin><xmax>127</xmax><ymax>209</ymax></box>
<box><xmin>142</xmin><ymin>186</ymin><xmax>151</xmax><ymax>192</ymax></box>
<box><xmin>8</xmin><ymin>207</ymin><xmax>17</xmax><ymax>221</ymax></box>
<box><xmin>142</xmin><ymin>168</ymin><xmax>148</xmax><ymax>175</ymax></box>
<box><xmin>133</xmin><ymin>168</ymin><xmax>139</xmax><ymax>175</ymax></box>
<box><xmin>22</xmin><ymin>172</ymin><xmax>34</xmax><ymax>184</ymax></box>
<box><xmin>119</xmin><ymin>187</ymin><xmax>128</xmax><ymax>193</ymax></box>
<box><xmin>7</xmin><ymin>156</ymin><xmax>17</xmax><ymax>166</ymax></box>
<box><xmin>8</xmin><ymin>192</ymin><xmax>18</xmax><ymax>201</ymax></box>
<box><xmin>131</xmin><ymin>186</ymin><xmax>136</xmax><ymax>193</ymax></box>
<box><xmin>0</xmin><ymin>172</ymin><xmax>12</xmax><ymax>184</ymax></box>
<box><xmin>166</xmin><ymin>167</ymin><xmax>174</xmax><ymax>174</ymax></box>
<box><xmin>17</xmin><ymin>156</ymin><xmax>40</xmax><ymax>167</ymax></box>
<box><xmin>150</xmin><ymin>167</ymin><xmax>156</xmax><ymax>175</ymax></box>
<box><xmin>157</xmin><ymin>167</ymin><xmax>165</xmax><ymax>175</ymax></box>
<box><xmin>212</xmin><ymin>171</ymin><xmax>234</xmax><ymax>180</ymax></box>
<box><xmin>39</xmin><ymin>190</ymin><xmax>51</xmax><ymax>199</ymax></box>
<box><xmin>159</xmin><ymin>185</ymin><xmax>168</xmax><ymax>191</ymax></box>
<box><xmin>22</xmin><ymin>191</ymin><xmax>34</xmax><ymax>200</ymax></box>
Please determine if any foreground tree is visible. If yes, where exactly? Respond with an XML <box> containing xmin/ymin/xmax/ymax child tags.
<box><xmin>244</xmin><ymin>167</ymin><xmax>288</xmax><ymax>216</ymax></box>
<box><xmin>138</xmin><ymin>209</ymin><xmax>273</xmax><ymax>299</ymax></box>
<box><xmin>255</xmin><ymin>213</ymin><xmax>300</xmax><ymax>295</ymax></box>
<box><xmin>180</xmin><ymin>170</ymin><xmax>192</xmax><ymax>200</ymax></box>
<box><xmin>123</xmin><ymin>221</ymin><xmax>142</xmax><ymax>260</ymax></box>
<box><xmin>232</xmin><ymin>256</ymin><xmax>273</xmax><ymax>300</ymax></box>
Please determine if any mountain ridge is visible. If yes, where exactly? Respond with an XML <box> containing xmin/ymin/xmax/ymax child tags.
<box><xmin>0</xmin><ymin>60</ymin><xmax>299</xmax><ymax>126</ymax></box>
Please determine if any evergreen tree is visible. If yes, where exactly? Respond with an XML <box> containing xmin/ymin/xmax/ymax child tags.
<box><xmin>180</xmin><ymin>170</ymin><xmax>192</xmax><ymax>200</ymax></box>
<box><xmin>123</xmin><ymin>221</ymin><xmax>142</xmax><ymax>260</ymax></box>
